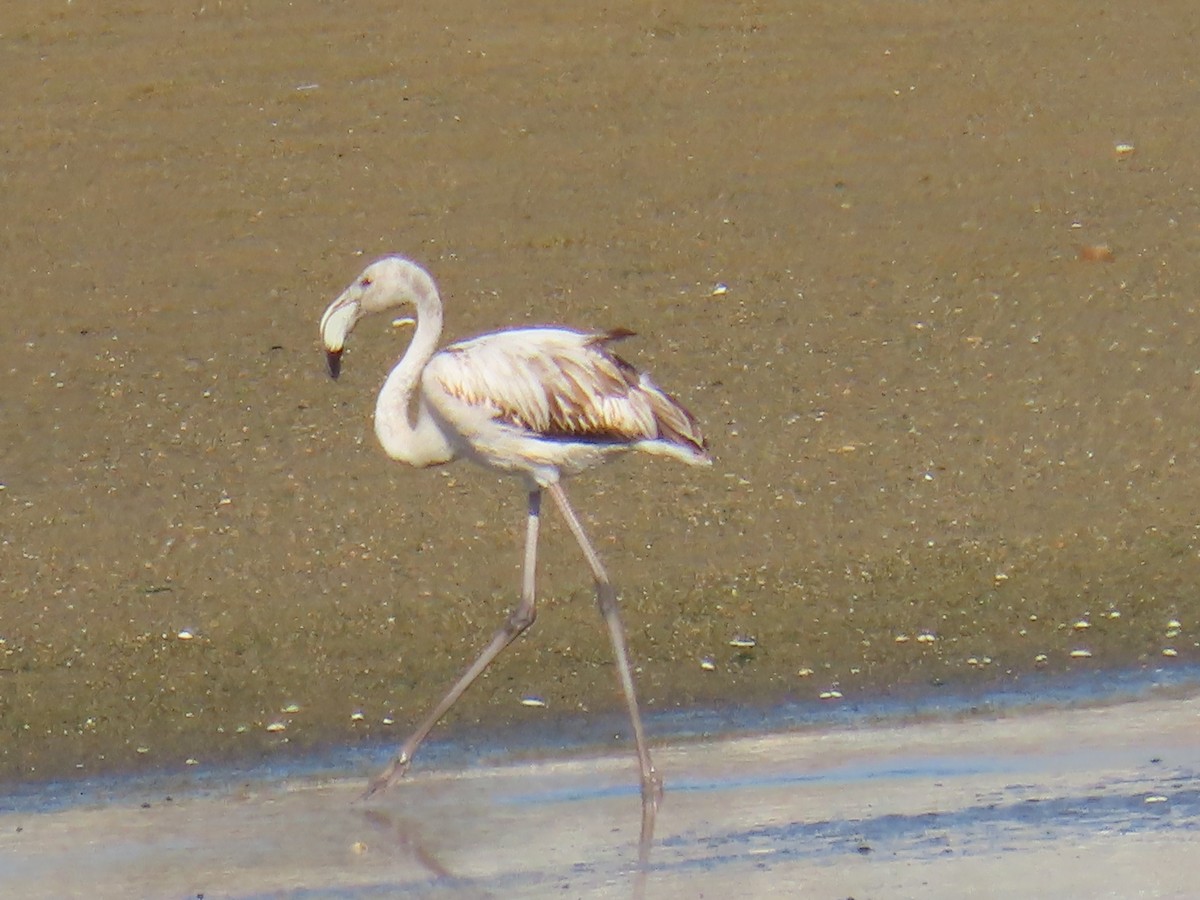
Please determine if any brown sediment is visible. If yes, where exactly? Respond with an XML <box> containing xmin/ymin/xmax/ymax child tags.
<box><xmin>2</xmin><ymin>0</ymin><xmax>1198</xmax><ymax>785</ymax></box>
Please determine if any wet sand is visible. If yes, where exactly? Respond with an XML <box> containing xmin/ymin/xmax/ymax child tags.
<box><xmin>3</xmin><ymin>0</ymin><xmax>1200</xmax><ymax>791</ymax></box>
<box><xmin>3</xmin><ymin>690</ymin><xmax>1198</xmax><ymax>898</ymax></box>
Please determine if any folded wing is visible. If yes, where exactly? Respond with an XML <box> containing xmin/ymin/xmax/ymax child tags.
<box><xmin>423</xmin><ymin>327</ymin><xmax>709</xmax><ymax>461</ymax></box>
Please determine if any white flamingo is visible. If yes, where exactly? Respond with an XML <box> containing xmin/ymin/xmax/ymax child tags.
<box><xmin>319</xmin><ymin>256</ymin><xmax>711</xmax><ymax>814</ymax></box>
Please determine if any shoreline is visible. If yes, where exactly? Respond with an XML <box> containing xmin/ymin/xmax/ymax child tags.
<box><xmin>3</xmin><ymin>684</ymin><xmax>1198</xmax><ymax>898</ymax></box>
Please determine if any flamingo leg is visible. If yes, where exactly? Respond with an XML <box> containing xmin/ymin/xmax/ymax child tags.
<box><xmin>363</xmin><ymin>489</ymin><xmax>542</xmax><ymax>799</ymax></box>
<box><xmin>546</xmin><ymin>481</ymin><xmax>661</xmax><ymax>855</ymax></box>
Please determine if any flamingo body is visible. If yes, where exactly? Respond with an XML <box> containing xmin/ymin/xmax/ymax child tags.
<box><xmin>420</xmin><ymin>326</ymin><xmax>710</xmax><ymax>485</ymax></box>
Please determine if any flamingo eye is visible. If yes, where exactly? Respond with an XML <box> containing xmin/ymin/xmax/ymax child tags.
<box><xmin>360</xmin><ymin>276</ymin><xmax>373</xmax><ymax>287</ymax></box>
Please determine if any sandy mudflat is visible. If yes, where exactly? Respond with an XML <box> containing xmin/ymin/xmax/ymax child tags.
<box><xmin>4</xmin><ymin>0</ymin><xmax>1200</xmax><ymax>785</ymax></box>
<box><xmin>2</xmin><ymin>692</ymin><xmax>1197</xmax><ymax>898</ymax></box>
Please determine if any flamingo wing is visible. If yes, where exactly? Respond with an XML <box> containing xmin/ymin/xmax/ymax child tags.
<box><xmin>422</xmin><ymin>327</ymin><xmax>709</xmax><ymax>456</ymax></box>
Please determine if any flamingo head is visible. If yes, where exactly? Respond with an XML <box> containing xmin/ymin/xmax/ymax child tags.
<box><xmin>319</xmin><ymin>256</ymin><xmax>438</xmax><ymax>379</ymax></box>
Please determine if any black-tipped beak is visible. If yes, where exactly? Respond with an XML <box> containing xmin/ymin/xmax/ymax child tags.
<box><xmin>326</xmin><ymin>349</ymin><xmax>343</xmax><ymax>379</ymax></box>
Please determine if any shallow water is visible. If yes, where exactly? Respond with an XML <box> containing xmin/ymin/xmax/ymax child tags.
<box><xmin>3</xmin><ymin>690</ymin><xmax>1198</xmax><ymax>898</ymax></box>
<box><xmin>2</xmin><ymin>0</ymin><xmax>1199</xmax><ymax>785</ymax></box>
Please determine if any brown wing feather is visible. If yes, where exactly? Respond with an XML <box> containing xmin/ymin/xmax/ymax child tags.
<box><xmin>425</xmin><ymin>328</ymin><xmax>709</xmax><ymax>456</ymax></box>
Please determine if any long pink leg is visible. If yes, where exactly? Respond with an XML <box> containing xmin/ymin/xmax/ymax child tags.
<box><xmin>363</xmin><ymin>489</ymin><xmax>542</xmax><ymax>798</ymax></box>
<box><xmin>546</xmin><ymin>481</ymin><xmax>661</xmax><ymax>852</ymax></box>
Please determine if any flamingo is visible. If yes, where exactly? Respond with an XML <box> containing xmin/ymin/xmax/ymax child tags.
<box><xmin>318</xmin><ymin>255</ymin><xmax>711</xmax><ymax>816</ymax></box>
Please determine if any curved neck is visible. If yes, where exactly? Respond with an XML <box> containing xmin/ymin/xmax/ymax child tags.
<box><xmin>373</xmin><ymin>283</ymin><xmax>455</xmax><ymax>467</ymax></box>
